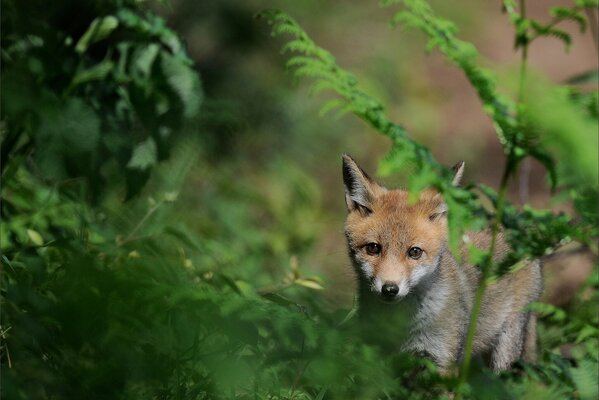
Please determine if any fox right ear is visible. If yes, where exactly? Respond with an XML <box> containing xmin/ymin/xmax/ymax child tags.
<box><xmin>342</xmin><ymin>154</ymin><xmax>376</xmax><ymax>215</ymax></box>
<box><xmin>452</xmin><ymin>161</ymin><xmax>465</xmax><ymax>186</ymax></box>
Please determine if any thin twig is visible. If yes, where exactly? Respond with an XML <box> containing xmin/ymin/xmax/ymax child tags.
<box><xmin>256</xmin><ymin>281</ymin><xmax>294</xmax><ymax>295</ymax></box>
<box><xmin>289</xmin><ymin>337</ymin><xmax>308</xmax><ymax>398</ymax></box>
<box><xmin>119</xmin><ymin>200</ymin><xmax>164</xmax><ymax>245</ymax></box>
<box><xmin>585</xmin><ymin>7</ymin><xmax>599</xmax><ymax>55</ymax></box>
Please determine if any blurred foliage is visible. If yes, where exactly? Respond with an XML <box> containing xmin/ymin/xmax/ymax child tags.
<box><xmin>1</xmin><ymin>1</ymin><xmax>598</xmax><ymax>400</ymax></box>
<box><xmin>1</xmin><ymin>0</ymin><xmax>202</xmax><ymax>199</ymax></box>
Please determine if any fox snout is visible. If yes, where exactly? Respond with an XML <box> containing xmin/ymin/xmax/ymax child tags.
<box><xmin>373</xmin><ymin>276</ymin><xmax>411</xmax><ymax>302</ymax></box>
<box><xmin>381</xmin><ymin>282</ymin><xmax>399</xmax><ymax>298</ymax></box>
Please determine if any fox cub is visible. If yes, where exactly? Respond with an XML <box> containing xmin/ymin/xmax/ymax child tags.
<box><xmin>342</xmin><ymin>154</ymin><xmax>542</xmax><ymax>373</ymax></box>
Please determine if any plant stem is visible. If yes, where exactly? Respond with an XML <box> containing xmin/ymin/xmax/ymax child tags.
<box><xmin>458</xmin><ymin>0</ymin><xmax>529</xmax><ymax>390</ymax></box>
<box><xmin>585</xmin><ymin>7</ymin><xmax>599</xmax><ymax>55</ymax></box>
<box><xmin>517</xmin><ymin>0</ymin><xmax>528</xmax><ymax>106</ymax></box>
<box><xmin>458</xmin><ymin>162</ymin><xmax>511</xmax><ymax>382</ymax></box>
<box><xmin>120</xmin><ymin>199</ymin><xmax>164</xmax><ymax>245</ymax></box>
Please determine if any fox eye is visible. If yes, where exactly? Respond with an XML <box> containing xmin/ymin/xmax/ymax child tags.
<box><xmin>364</xmin><ymin>243</ymin><xmax>382</xmax><ymax>256</ymax></box>
<box><xmin>408</xmin><ymin>247</ymin><xmax>423</xmax><ymax>259</ymax></box>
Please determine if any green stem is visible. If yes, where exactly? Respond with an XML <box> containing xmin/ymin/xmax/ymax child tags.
<box><xmin>120</xmin><ymin>199</ymin><xmax>164</xmax><ymax>245</ymax></box>
<box><xmin>458</xmin><ymin>0</ymin><xmax>528</xmax><ymax>391</ymax></box>
<box><xmin>458</xmin><ymin>162</ymin><xmax>511</xmax><ymax>381</ymax></box>
<box><xmin>585</xmin><ymin>7</ymin><xmax>599</xmax><ymax>55</ymax></box>
<box><xmin>528</xmin><ymin>5</ymin><xmax>585</xmax><ymax>43</ymax></box>
<box><xmin>517</xmin><ymin>35</ymin><xmax>528</xmax><ymax>105</ymax></box>
<box><xmin>517</xmin><ymin>0</ymin><xmax>528</xmax><ymax>98</ymax></box>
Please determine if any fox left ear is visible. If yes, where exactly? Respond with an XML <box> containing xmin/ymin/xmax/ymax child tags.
<box><xmin>452</xmin><ymin>161</ymin><xmax>465</xmax><ymax>187</ymax></box>
<box><xmin>429</xmin><ymin>199</ymin><xmax>448</xmax><ymax>221</ymax></box>
<box><xmin>342</xmin><ymin>154</ymin><xmax>377</xmax><ymax>215</ymax></box>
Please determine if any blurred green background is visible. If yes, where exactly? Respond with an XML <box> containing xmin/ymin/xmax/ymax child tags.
<box><xmin>1</xmin><ymin>0</ymin><xmax>597</xmax><ymax>398</ymax></box>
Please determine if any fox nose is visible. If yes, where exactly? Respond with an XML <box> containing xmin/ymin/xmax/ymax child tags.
<box><xmin>381</xmin><ymin>282</ymin><xmax>399</xmax><ymax>298</ymax></box>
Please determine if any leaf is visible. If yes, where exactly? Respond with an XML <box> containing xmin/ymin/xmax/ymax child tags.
<box><xmin>575</xmin><ymin>325</ymin><xmax>598</xmax><ymax>343</ymax></box>
<box><xmin>295</xmin><ymin>278</ymin><xmax>324</xmax><ymax>290</ymax></box>
<box><xmin>546</xmin><ymin>28</ymin><xmax>572</xmax><ymax>50</ymax></box>
<box><xmin>523</xmin><ymin>76</ymin><xmax>598</xmax><ymax>187</ymax></box>
<box><xmin>75</xmin><ymin>16</ymin><xmax>119</xmax><ymax>54</ymax></box>
<box><xmin>527</xmin><ymin>147</ymin><xmax>557</xmax><ymax>191</ymax></box>
<box><xmin>27</xmin><ymin>229</ymin><xmax>44</xmax><ymax>246</ymax></box>
<box><xmin>131</xmin><ymin>43</ymin><xmax>160</xmax><ymax>80</ymax></box>
<box><xmin>261</xmin><ymin>292</ymin><xmax>299</xmax><ymax>308</ymax></box>
<box><xmin>338</xmin><ymin>295</ymin><xmax>359</xmax><ymax>326</ymax></box>
<box><xmin>566</xmin><ymin>70</ymin><xmax>599</xmax><ymax>85</ymax></box>
<box><xmin>549</xmin><ymin>7</ymin><xmax>587</xmax><ymax>32</ymax></box>
<box><xmin>528</xmin><ymin>302</ymin><xmax>567</xmax><ymax>322</ymax></box>
<box><xmin>62</xmin><ymin>99</ymin><xmax>101</xmax><ymax>151</ymax></box>
<box><xmin>33</xmin><ymin>98</ymin><xmax>101</xmax><ymax>179</ymax></box>
<box><xmin>570</xmin><ymin>360</ymin><xmax>599</xmax><ymax>400</ymax></box>
<box><xmin>234</xmin><ymin>280</ymin><xmax>255</xmax><ymax>296</ymax></box>
<box><xmin>71</xmin><ymin>60</ymin><xmax>114</xmax><ymax>87</ymax></box>
<box><xmin>315</xmin><ymin>388</ymin><xmax>328</xmax><ymax>400</ymax></box>
<box><xmin>163</xmin><ymin>191</ymin><xmax>178</xmax><ymax>202</ymax></box>
<box><xmin>127</xmin><ymin>137</ymin><xmax>157</xmax><ymax>170</ymax></box>
<box><xmin>160</xmin><ymin>51</ymin><xmax>202</xmax><ymax>118</ymax></box>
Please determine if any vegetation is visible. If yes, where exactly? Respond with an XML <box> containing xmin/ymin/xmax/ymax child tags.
<box><xmin>1</xmin><ymin>0</ymin><xmax>597</xmax><ymax>399</ymax></box>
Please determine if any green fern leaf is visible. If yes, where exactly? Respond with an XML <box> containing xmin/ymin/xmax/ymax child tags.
<box><xmin>385</xmin><ymin>0</ymin><xmax>518</xmax><ymax>150</ymax></box>
<box><xmin>571</xmin><ymin>359</ymin><xmax>599</xmax><ymax>400</ymax></box>
<box><xmin>318</xmin><ymin>99</ymin><xmax>345</xmax><ymax>116</ymax></box>
<box><xmin>550</xmin><ymin>6</ymin><xmax>587</xmax><ymax>32</ymax></box>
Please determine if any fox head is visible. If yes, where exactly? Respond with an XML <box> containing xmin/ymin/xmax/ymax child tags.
<box><xmin>342</xmin><ymin>154</ymin><xmax>464</xmax><ymax>302</ymax></box>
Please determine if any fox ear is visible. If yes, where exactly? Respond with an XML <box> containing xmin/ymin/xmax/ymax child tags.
<box><xmin>452</xmin><ymin>161</ymin><xmax>465</xmax><ymax>186</ymax></box>
<box><xmin>342</xmin><ymin>154</ymin><xmax>376</xmax><ymax>215</ymax></box>
<box><xmin>429</xmin><ymin>161</ymin><xmax>464</xmax><ymax>220</ymax></box>
<box><xmin>429</xmin><ymin>200</ymin><xmax>448</xmax><ymax>222</ymax></box>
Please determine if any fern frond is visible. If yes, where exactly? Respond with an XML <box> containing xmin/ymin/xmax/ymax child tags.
<box><xmin>286</xmin><ymin>56</ymin><xmax>319</xmax><ymax>68</ymax></box>
<box><xmin>550</xmin><ymin>6</ymin><xmax>587</xmax><ymax>32</ymax></box>
<box><xmin>261</xmin><ymin>10</ymin><xmax>416</xmax><ymax>149</ymax></box>
<box><xmin>575</xmin><ymin>0</ymin><xmax>599</xmax><ymax>8</ymax></box>
<box><xmin>385</xmin><ymin>0</ymin><xmax>518</xmax><ymax>151</ymax></box>
<box><xmin>318</xmin><ymin>99</ymin><xmax>346</xmax><ymax>117</ymax></box>
<box><xmin>530</xmin><ymin>20</ymin><xmax>573</xmax><ymax>50</ymax></box>
<box><xmin>545</xmin><ymin>28</ymin><xmax>572</xmax><ymax>49</ymax></box>
<box><xmin>309</xmin><ymin>80</ymin><xmax>342</xmax><ymax>97</ymax></box>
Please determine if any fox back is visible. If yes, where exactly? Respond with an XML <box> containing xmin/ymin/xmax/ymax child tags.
<box><xmin>342</xmin><ymin>154</ymin><xmax>542</xmax><ymax>373</ymax></box>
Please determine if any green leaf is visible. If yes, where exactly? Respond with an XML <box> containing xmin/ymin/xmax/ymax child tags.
<box><xmin>527</xmin><ymin>147</ymin><xmax>557</xmax><ymax>191</ymax></box>
<box><xmin>131</xmin><ymin>43</ymin><xmax>160</xmax><ymax>80</ymax></box>
<box><xmin>566</xmin><ymin>70</ymin><xmax>599</xmax><ymax>85</ymax></box>
<box><xmin>60</xmin><ymin>99</ymin><xmax>101</xmax><ymax>152</ymax></box>
<box><xmin>75</xmin><ymin>16</ymin><xmax>119</xmax><ymax>54</ymax></box>
<box><xmin>549</xmin><ymin>7</ymin><xmax>587</xmax><ymax>32</ymax></box>
<box><xmin>571</xmin><ymin>360</ymin><xmax>599</xmax><ymax>400</ymax></box>
<box><xmin>528</xmin><ymin>302</ymin><xmax>567</xmax><ymax>322</ymax></box>
<box><xmin>71</xmin><ymin>60</ymin><xmax>114</xmax><ymax>87</ymax></box>
<box><xmin>160</xmin><ymin>51</ymin><xmax>202</xmax><ymax>118</ymax></box>
<box><xmin>295</xmin><ymin>278</ymin><xmax>324</xmax><ymax>290</ymax></box>
<box><xmin>33</xmin><ymin>98</ymin><xmax>101</xmax><ymax>179</ymax></box>
<box><xmin>315</xmin><ymin>388</ymin><xmax>328</xmax><ymax>400</ymax></box>
<box><xmin>26</xmin><ymin>229</ymin><xmax>44</xmax><ymax>246</ymax></box>
<box><xmin>523</xmin><ymin>76</ymin><xmax>598</xmax><ymax>187</ymax></box>
<box><xmin>127</xmin><ymin>137</ymin><xmax>158</xmax><ymax>170</ymax></box>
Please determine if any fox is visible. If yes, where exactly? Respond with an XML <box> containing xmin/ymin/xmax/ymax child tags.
<box><xmin>342</xmin><ymin>154</ymin><xmax>542</xmax><ymax>373</ymax></box>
